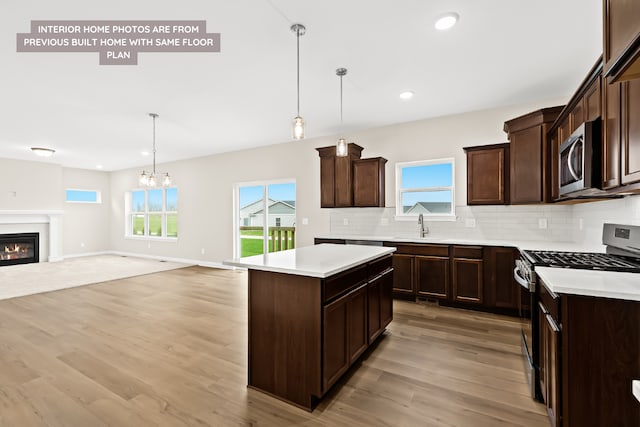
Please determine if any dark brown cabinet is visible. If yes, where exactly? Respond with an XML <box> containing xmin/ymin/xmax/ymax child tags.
<box><xmin>368</xmin><ymin>267</ymin><xmax>393</xmax><ymax>342</ymax></box>
<box><xmin>353</xmin><ymin>157</ymin><xmax>387</xmax><ymax>207</ymax></box>
<box><xmin>621</xmin><ymin>79</ymin><xmax>640</xmax><ymax>185</ymax></box>
<box><xmin>316</xmin><ymin>143</ymin><xmax>363</xmax><ymax>208</ymax></box>
<box><xmin>451</xmin><ymin>246</ymin><xmax>483</xmax><ymax>304</ymax></box>
<box><xmin>464</xmin><ymin>143</ymin><xmax>509</xmax><ymax>205</ymax></box>
<box><xmin>323</xmin><ymin>290</ymin><xmax>350</xmax><ymax>390</ymax></box>
<box><xmin>538</xmin><ymin>281</ymin><xmax>561</xmax><ymax>427</ymax></box>
<box><xmin>603</xmin><ymin>0</ymin><xmax>640</xmax><ymax>82</ymax></box>
<box><xmin>416</xmin><ymin>255</ymin><xmax>450</xmax><ymax>300</ymax></box>
<box><xmin>316</xmin><ymin>144</ymin><xmax>386</xmax><ymax>208</ymax></box>
<box><xmin>391</xmin><ymin>254</ymin><xmax>414</xmax><ymax>295</ymax></box>
<box><xmin>603</xmin><ymin>80</ymin><xmax>621</xmax><ymax>189</ymax></box>
<box><xmin>504</xmin><ymin>107</ymin><xmax>563</xmax><ymax>204</ymax></box>
<box><xmin>483</xmin><ymin>247</ymin><xmax>519</xmax><ymax>312</ymax></box>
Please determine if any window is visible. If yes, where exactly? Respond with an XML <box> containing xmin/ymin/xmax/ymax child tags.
<box><xmin>126</xmin><ymin>187</ymin><xmax>178</xmax><ymax>239</ymax></box>
<box><xmin>66</xmin><ymin>189</ymin><xmax>101</xmax><ymax>203</ymax></box>
<box><xmin>395</xmin><ymin>158</ymin><xmax>455</xmax><ymax>219</ymax></box>
<box><xmin>235</xmin><ymin>180</ymin><xmax>296</xmax><ymax>258</ymax></box>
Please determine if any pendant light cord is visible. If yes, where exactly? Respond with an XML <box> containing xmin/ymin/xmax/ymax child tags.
<box><xmin>340</xmin><ymin>73</ymin><xmax>343</xmax><ymax>127</ymax></box>
<box><xmin>296</xmin><ymin>27</ymin><xmax>300</xmax><ymax>116</ymax></box>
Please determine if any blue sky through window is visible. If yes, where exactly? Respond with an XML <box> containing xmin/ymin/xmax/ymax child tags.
<box><xmin>65</xmin><ymin>189</ymin><xmax>99</xmax><ymax>202</ymax></box>
<box><xmin>401</xmin><ymin>163</ymin><xmax>452</xmax><ymax>189</ymax></box>
<box><xmin>239</xmin><ymin>183</ymin><xmax>296</xmax><ymax>208</ymax></box>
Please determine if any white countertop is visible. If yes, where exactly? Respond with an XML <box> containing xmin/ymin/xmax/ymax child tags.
<box><xmin>633</xmin><ymin>380</ymin><xmax>640</xmax><ymax>403</ymax></box>
<box><xmin>536</xmin><ymin>267</ymin><xmax>640</xmax><ymax>301</ymax></box>
<box><xmin>316</xmin><ymin>234</ymin><xmax>606</xmax><ymax>253</ymax></box>
<box><xmin>223</xmin><ymin>244</ymin><xmax>395</xmax><ymax>278</ymax></box>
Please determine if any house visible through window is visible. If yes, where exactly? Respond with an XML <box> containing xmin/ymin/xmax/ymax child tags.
<box><xmin>127</xmin><ymin>187</ymin><xmax>178</xmax><ymax>239</ymax></box>
<box><xmin>395</xmin><ymin>158</ymin><xmax>455</xmax><ymax>218</ymax></box>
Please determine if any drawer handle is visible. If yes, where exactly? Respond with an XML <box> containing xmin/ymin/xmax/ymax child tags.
<box><xmin>546</xmin><ymin>314</ymin><xmax>560</xmax><ymax>333</ymax></box>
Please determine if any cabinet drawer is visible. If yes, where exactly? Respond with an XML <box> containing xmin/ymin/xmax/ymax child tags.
<box><xmin>538</xmin><ymin>278</ymin><xmax>560</xmax><ymax>323</ymax></box>
<box><xmin>368</xmin><ymin>255</ymin><xmax>392</xmax><ymax>278</ymax></box>
<box><xmin>452</xmin><ymin>245</ymin><xmax>483</xmax><ymax>259</ymax></box>
<box><xmin>324</xmin><ymin>265</ymin><xmax>368</xmax><ymax>303</ymax></box>
<box><xmin>393</xmin><ymin>244</ymin><xmax>449</xmax><ymax>257</ymax></box>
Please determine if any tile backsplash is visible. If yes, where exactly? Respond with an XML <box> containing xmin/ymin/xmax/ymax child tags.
<box><xmin>328</xmin><ymin>195</ymin><xmax>640</xmax><ymax>246</ymax></box>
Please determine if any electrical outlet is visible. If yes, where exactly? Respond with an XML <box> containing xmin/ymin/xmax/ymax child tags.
<box><xmin>380</xmin><ymin>218</ymin><xmax>389</xmax><ymax>226</ymax></box>
<box><xmin>578</xmin><ymin>218</ymin><xmax>584</xmax><ymax>230</ymax></box>
<box><xmin>201</xmin><ymin>248</ymin><xmax>205</xmax><ymax>255</ymax></box>
<box><xmin>302</xmin><ymin>218</ymin><xmax>309</xmax><ymax>225</ymax></box>
<box><xmin>9</xmin><ymin>191</ymin><xmax>16</xmax><ymax>197</ymax></box>
<box><xmin>343</xmin><ymin>218</ymin><xmax>349</xmax><ymax>226</ymax></box>
<box><xmin>538</xmin><ymin>218</ymin><xmax>548</xmax><ymax>229</ymax></box>
<box><xmin>147</xmin><ymin>242</ymin><xmax>151</xmax><ymax>249</ymax></box>
<box><xmin>465</xmin><ymin>218</ymin><xmax>476</xmax><ymax>228</ymax></box>
<box><xmin>80</xmin><ymin>242</ymin><xmax>85</xmax><ymax>247</ymax></box>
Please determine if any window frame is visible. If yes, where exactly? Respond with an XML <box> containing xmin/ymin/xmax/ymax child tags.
<box><xmin>395</xmin><ymin>158</ymin><xmax>456</xmax><ymax>221</ymax></box>
<box><xmin>65</xmin><ymin>188</ymin><xmax>102</xmax><ymax>204</ymax></box>
<box><xmin>125</xmin><ymin>187</ymin><xmax>178</xmax><ymax>241</ymax></box>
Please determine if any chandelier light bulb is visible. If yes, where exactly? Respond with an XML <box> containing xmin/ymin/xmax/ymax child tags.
<box><xmin>293</xmin><ymin>116</ymin><xmax>305</xmax><ymax>140</ymax></box>
<box><xmin>336</xmin><ymin>138</ymin><xmax>348</xmax><ymax>157</ymax></box>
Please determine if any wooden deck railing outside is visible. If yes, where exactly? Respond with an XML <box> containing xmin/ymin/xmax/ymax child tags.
<box><xmin>239</xmin><ymin>226</ymin><xmax>296</xmax><ymax>252</ymax></box>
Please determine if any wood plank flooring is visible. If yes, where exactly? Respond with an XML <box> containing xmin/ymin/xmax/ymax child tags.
<box><xmin>0</xmin><ymin>266</ymin><xmax>549</xmax><ymax>426</ymax></box>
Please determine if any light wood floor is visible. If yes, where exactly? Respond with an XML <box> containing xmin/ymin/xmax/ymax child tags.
<box><xmin>0</xmin><ymin>266</ymin><xmax>549</xmax><ymax>426</ymax></box>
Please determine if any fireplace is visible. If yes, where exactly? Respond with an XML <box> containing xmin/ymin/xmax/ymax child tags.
<box><xmin>0</xmin><ymin>233</ymin><xmax>39</xmax><ymax>266</ymax></box>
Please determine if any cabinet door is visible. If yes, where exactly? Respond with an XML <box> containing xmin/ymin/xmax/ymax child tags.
<box><xmin>584</xmin><ymin>77</ymin><xmax>602</xmax><ymax>122</ymax></box>
<box><xmin>379</xmin><ymin>269</ymin><xmax>393</xmax><ymax>330</ymax></box>
<box><xmin>335</xmin><ymin>156</ymin><xmax>353</xmax><ymax>207</ymax></box>
<box><xmin>452</xmin><ymin>258</ymin><xmax>483</xmax><ymax>304</ymax></box>
<box><xmin>415</xmin><ymin>256</ymin><xmax>449</xmax><ymax>299</ymax></box>
<box><xmin>569</xmin><ymin>100</ymin><xmax>584</xmax><ymax>133</ymax></box>
<box><xmin>545</xmin><ymin>313</ymin><xmax>561</xmax><ymax>427</ymax></box>
<box><xmin>392</xmin><ymin>254</ymin><xmax>414</xmax><ymax>295</ymax></box>
<box><xmin>353</xmin><ymin>158</ymin><xmax>386</xmax><ymax>207</ymax></box>
<box><xmin>466</xmin><ymin>146</ymin><xmax>508</xmax><ymax>205</ymax></box>
<box><xmin>323</xmin><ymin>294</ymin><xmax>349</xmax><ymax>390</ymax></box>
<box><xmin>319</xmin><ymin>155</ymin><xmax>336</xmax><ymax>207</ymax></box>
<box><xmin>510</xmin><ymin>126</ymin><xmax>543</xmax><ymax>203</ymax></box>
<box><xmin>603</xmin><ymin>81</ymin><xmax>621</xmax><ymax>189</ymax></box>
<box><xmin>538</xmin><ymin>303</ymin><xmax>548</xmax><ymax>404</ymax></box>
<box><xmin>549</xmin><ymin>132</ymin><xmax>560</xmax><ymax>201</ymax></box>
<box><xmin>484</xmin><ymin>247</ymin><xmax>519</xmax><ymax>310</ymax></box>
<box><xmin>367</xmin><ymin>275</ymin><xmax>381</xmax><ymax>342</ymax></box>
<box><xmin>621</xmin><ymin>79</ymin><xmax>640</xmax><ymax>185</ymax></box>
<box><xmin>604</xmin><ymin>0</ymin><xmax>640</xmax><ymax>81</ymax></box>
<box><xmin>348</xmin><ymin>285</ymin><xmax>368</xmax><ymax>364</ymax></box>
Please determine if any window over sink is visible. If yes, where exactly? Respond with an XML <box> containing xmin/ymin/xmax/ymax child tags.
<box><xmin>395</xmin><ymin>158</ymin><xmax>455</xmax><ymax>220</ymax></box>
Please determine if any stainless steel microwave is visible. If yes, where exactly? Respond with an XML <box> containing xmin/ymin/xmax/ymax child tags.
<box><xmin>559</xmin><ymin>120</ymin><xmax>601</xmax><ymax>197</ymax></box>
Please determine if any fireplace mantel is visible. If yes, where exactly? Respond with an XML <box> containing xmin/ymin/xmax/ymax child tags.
<box><xmin>0</xmin><ymin>210</ymin><xmax>63</xmax><ymax>262</ymax></box>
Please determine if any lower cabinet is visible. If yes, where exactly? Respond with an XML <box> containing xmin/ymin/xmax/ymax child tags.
<box><xmin>323</xmin><ymin>283</ymin><xmax>368</xmax><ymax>390</ymax></box>
<box><xmin>368</xmin><ymin>268</ymin><xmax>393</xmax><ymax>342</ymax></box>
<box><xmin>416</xmin><ymin>255</ymin><xmax>450</xmax><ymax>299</ymax></box>
<box><xmin>451</xmin><ymin>246</ymin><xmax>483</xmax><ymax>304</ymax></box>
<box><xmin>391</xmin><ymin>254</ymin><xmax>414</xmax><ymax>295</ymax></box>
<box><xmin>538</xmin><ymin>282</ymin><xmax>561</xmax><ymax>427</ymax></box>
<box><xmin>483</xmin><ymin>246</ymin><xmax>520</xmax><ymax>313</ymax></box>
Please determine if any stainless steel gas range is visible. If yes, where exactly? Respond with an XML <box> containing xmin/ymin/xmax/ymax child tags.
<box><xmin>513</xmin><ymin>223</ymin><xmax>640</xmax><ymax>400</ymax></box>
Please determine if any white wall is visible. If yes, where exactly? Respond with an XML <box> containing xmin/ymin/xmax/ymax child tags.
<box><xmin>62</xmin><ymin>167</ymin><xmax>111</xmax><ymax>256</ymax></box>
<box><xmin>109</xmin><ymin>97</ymin><xmax>571</xmax><ymax>264</ymax></box>
<box><xmin>0</xmin><ymin>158</ymin><xmax>62</xmax><ymax>210</ymax></box>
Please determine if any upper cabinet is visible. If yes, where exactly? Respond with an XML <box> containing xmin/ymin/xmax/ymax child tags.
<box><xmin>464</xmin><ymin>143</ymin><xmax>510</xmax><ymax>205</ymax></box>
<box><xmin>316</xmin><ymin>143</ymin><xmax>363</xmax><ymax>208</ymax></box>
<box><xmin>316</xmin><ymin>144</ymin><xmax>387</xmax><ymax>208</ymax></box>
<box><xmin>353</xmin><ymin>157</ymin><xmax>387</xmax><ymax>207</ymax></box>
<box><xmin>603</xmin><ymin>0</ymin><xmax>640</xmax><ymax>83</ymax></box>
<box><xmin>504</xmin><ymin>107</ymin><xmax>563</xmax><ymax>204</ymax></box>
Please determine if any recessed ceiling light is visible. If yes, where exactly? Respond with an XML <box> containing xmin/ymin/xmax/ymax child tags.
<box><xmin>435</xmin><ymin>12</ymin><xmax>459</xmax><ymax>30</ymax></box>
<box><xmin>96</xmin><ymin>164</ymin><xmax>103</xmax><ymax>169</ymax></box>
<box><xmin>141</xmin><ymin>151</ymin><xmax>150</xmax><ymax>156</ymax></box>
<box><xmin>400</xmin><ymin>91</ymin><xmax>414</xmax><ymax>100</ymax></box>
<box><xmin>30</xmin><ymin>147</ymin><xmax>55</xmax><ymax>157</ymax></box>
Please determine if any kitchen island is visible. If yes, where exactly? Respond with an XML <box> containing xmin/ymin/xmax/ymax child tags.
<box><xmin>224</xmin><ymin>244</ymin><xmax>395</xmax><ymax>411</ymax></box>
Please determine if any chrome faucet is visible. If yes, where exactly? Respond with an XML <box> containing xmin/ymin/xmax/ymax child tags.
<box><xmin>418</xmin><ymin>213</ymin><xmax>428</xmax><ymax>237</ymax></box>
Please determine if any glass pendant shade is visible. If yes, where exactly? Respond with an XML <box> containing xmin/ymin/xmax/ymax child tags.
<box><xmin>139</xmin><ymin>171</ymin><xmax>149</xmax><ymax>186</ymax></box>
<box><xmin>162</xmin><ymin>173</ymin><xmax>172</xmax><ymax>187</ymax></box>
<box><xmin>336</xmin><ymin>138</ymin><xmax>348</xmax><ymax>157</ymax></box>
<box><xmin>148</xmin><ymin>174</ymin><xmax>157</xmax><ymax>187</ymax></box>
<box><xmin>293</xmin><ymin>116</ymin><xmax>305</xmax><ymax>140</ymax></box>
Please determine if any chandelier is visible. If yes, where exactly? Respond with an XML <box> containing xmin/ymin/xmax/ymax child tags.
<box><xmin>139</xmin><ymin>113</ymin><xmax>172</xmax><ymax>187</ymax></box>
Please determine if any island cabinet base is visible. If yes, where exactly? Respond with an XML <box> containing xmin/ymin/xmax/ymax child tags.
<box><xmin>247</xmin><ymin>254</ymin><xmax>394</xmax><ymax>411</ymax></box>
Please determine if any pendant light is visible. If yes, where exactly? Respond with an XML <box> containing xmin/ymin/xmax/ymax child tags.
<box><xmin>291</xmin><ymin>23</ymin><xmax>306</xmax><ymax>140</ymax></box>
<box><xmin>336</xmin><ymin>68</ymin><xmax>348</xmax><ymax>157</ymax></box>
<box><xmin>139</xmin><ymin>113</ymin><xmax>172</xmax><ymax>187</ymax></box>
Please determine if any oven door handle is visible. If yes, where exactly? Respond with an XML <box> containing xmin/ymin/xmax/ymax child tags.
<box><xmin>513</xmin><ymin>266</ymin><xmax>530</xmax><ymax>290</ymax></box>
<box><xmin>567</xmin><ymin>137</ymin><xmax>581</xmax><ymax>181</ymax></box>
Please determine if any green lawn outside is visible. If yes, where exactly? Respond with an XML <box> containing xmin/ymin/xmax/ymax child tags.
<box><xmin>132</xmin><ymin>214</ymin><xmax>178</xmax><ymax>238</ymax></box>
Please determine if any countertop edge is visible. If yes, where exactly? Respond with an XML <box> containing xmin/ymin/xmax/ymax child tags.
<box><xmin>223</xmin><ymin>246</ymin><xmax>396</xmax><ymax>278</ymax></box>
<box><xmin>633</xmin><ymin>380</ymin><xmax>640</xmax><ymax>403</ymax></box>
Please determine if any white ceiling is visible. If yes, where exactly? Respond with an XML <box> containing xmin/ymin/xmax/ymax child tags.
<box><xmin>1</xmin><ymin>0</ymin><xmax>602</xmax><ymax>171</ymax></box>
